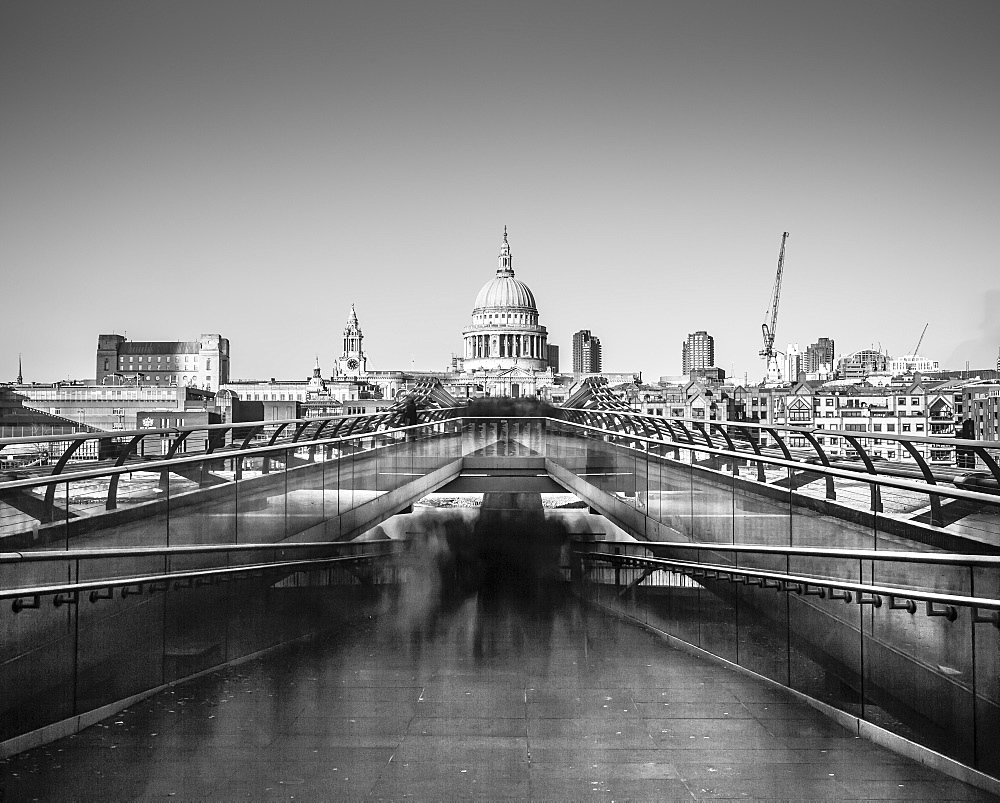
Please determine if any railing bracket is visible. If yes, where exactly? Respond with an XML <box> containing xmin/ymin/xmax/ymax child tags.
<box><xmin>89</xmin><ymin>588</ymin><xmax>114</xmax><ymax>603</ymax></box>
<box><xmin>54</xmin><ymin>592</ymin><xmax>78</xmax><ymax>607</ymax></box>
<box><xmin>971</xmin><ymin>608</ymin><xmax>1000</xmax><ymax>628</ymax></box>
<box><xmin>12</xmin><ymin>595</ymin><xmax>41</xmax><ymax>613</ymax></box>
<box><xmin>829</xmin><ymin>589</ymin><xmax>853</xmax><ymax>603</ymax></box>
<box><xmin>926</xmin><ymin>601</ymin><xmax>958</xmax><ymax>621</ymax></box>
<box><xmin>857</xmin><ymin>594</ymin><xmax>883</xmax><ymax>607</ymax></box>
<box><xmin>121</xmin><ymin>584</ymin><xmax>144</xmax><ymax>598</ymax></box>
<box><xmin>888</xmin><ymin>596</ymin><xmax>917</xmax><ymax>613</ymax></box>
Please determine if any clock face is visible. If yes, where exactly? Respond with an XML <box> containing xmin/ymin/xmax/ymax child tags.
<box><xmin>347</xmin><ymin>358</ymin><xmax>359</xmax><ymax>370</ymax></box>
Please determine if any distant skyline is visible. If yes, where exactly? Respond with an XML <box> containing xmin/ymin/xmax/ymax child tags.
<box><xmin>3</xmin><ymin>2</ymin><xmax>998</xmax><ymax>384</ymax></box>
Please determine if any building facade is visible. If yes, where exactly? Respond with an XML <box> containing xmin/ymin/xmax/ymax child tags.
<box><xmin>804</xmin><ymin>337</ymin><xmax>835</xmax><ymax>373</ymax></box>
<box><xmin>572</xmin><ymin>330</ymin><xmax>602</xmax><ymax>374</ymax></box>
<box><xmin>837</xmin><ymin>349</ymin><xmax>888</xmax><ymax>380</ymax></box>
<box><xmin>547</xmin><ymin>345</ymin><xmax>560</xmax><ymax>373</ymax></box>
<box><xmin>96</xmin><ymin>334</ymin><xmax>230</xmax><ymax>392</ymax></box>
<box><xmin>682</xmin><ymin>331</ymin><xmax>714</xmax><ymax>374</ymax></box>
<box><xmin>12</xmin><ymin>381</ymin><xmax>216</xmax><ymax>433</ymax></box>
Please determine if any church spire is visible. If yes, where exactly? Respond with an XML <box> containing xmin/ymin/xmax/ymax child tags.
<box><xmin>497</xmin><ymin>226</ymin><xmax>514</xmax><ymax>276</ymax></box>
<box><xmin>17</xmin><ymin>353</ymin><xmax>23</xmax><ymax>384</ymax></box>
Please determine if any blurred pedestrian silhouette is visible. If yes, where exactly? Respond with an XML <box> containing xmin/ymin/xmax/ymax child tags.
<box><xmin>402</xmin><ymin>397</ymin><xmax>418</xmax><ymax>426</ymax></box>
<box><xmin>402</xmin><ymin>396</ymin><xmax>418</xmax><ymax>442</ymax></box>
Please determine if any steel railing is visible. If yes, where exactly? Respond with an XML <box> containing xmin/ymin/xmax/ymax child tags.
<box><xmin>573</xmin><ymin>540</ymin><xmax>1000</xmax><ymax>625</ymax></box>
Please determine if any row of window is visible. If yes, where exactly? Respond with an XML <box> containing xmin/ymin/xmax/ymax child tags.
<box><xmin>811</xmin><ymin>422</ymin><xmax>926</xmax><ymax>433</ymax></box>
<box><xmin>812</xmin><ymin>396</ymin><xmax>925</xmax><ymax>407</ymax></box>
<box><xmin>789</xmin><ymin>410</ymin><xmax>929</xmax><ymax>421</ymax></box>
<box><xmin>248</xmin><ymin>393</ymin><xmax>306</xmax><ymax>402</ymax></box>
<box><xmin>120</xmin><ymin>355</ymin><xmax>205</xmax><ymax>367</ymax></box>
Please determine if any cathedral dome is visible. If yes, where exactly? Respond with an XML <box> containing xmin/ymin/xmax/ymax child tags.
<box><xmin>472</xmin><ymin>226</ymin><xmax>537</xmax><ymax>311</ymax></box>
<box><xmin>474</xmin><ymin>275</ymin><xmax>536</xmax><ymax>311</ymax></box>
<box><xmin>463</xmin><ymin>228</ymin><xmax>548</xmax><ymax>375</ymax></box>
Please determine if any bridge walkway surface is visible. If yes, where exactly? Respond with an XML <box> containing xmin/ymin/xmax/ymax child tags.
<box><xmin>1</xmin><ymin>588</ymin><xmax>993</xmax><ymax>802</ymax></box>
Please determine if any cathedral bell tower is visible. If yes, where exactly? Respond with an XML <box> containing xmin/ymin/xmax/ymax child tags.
<box><xmin>337</xmin><ymin>304</ymin><xmax>367</xmax><ymax>377</ymax></box>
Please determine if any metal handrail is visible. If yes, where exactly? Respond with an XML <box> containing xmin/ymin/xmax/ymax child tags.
<box><xmin>548</xmin><ymin>418</ymin><xmax>1000</xmax><ymax>505</ymax></box>
<box><xmin>563</xmin><ymin>409</ymin><xmax>1000</xmax><ymax>450</ymax></box>
<box><xmin>0</xmin><ymin>418</ymin><xmax>463</xmax><ymax>493</ymax></box>
<box><xmin>557</xmin><ymin>409</ymin><xmax>1000</xmax><ymax>504</ymax></box>
<box><xmin>3</xmin><ymin>551</ymin><xmax>402</xmax><ymax>610</ymax></box>
<box><xmin>0</xmin><ymin>539</ymin><xmax>408</xmax><ymax>565</ymax></box>
<box><xmin>576</xmin><ymin>539</ymin><xmax>1000</xmax><ymax>568</ymax></box>
<box><xmin>576</xmin><ymin>551</ymin><xmax>1000</xmax><ymax>620</ymax></box>
<box><xmin>0</xmin><ymin>416</ymin><xmax>326</xmax><ymax>448</ymax></box>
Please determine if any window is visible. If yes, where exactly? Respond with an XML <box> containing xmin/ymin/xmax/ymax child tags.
<box><xmin>887</xmin><ymin>424</ymin><xmax>896</xmax><ymax>432</ymax></box>
<box><xmin>911</xmin><ymin>397</ymin><xmax>919</xmax><ymax>405</ymax></box>
<box><xmin>902</xmin><ymin>424</ymin><xmax>911</xmax><ymax>432</ymax></box>
<box><xmin>826</xmin><ymin>398</ymin><xmax>834</xmax><ymax>406</ymax></box>
<box><xmin>844</xmin><ymin>424</ymin><xmax>866</xmax><ymax>432</ymax></box>
<box><xmin>873</xmin><ymin>424</ymin><xmax>882</xmax><ymax>431</ymax></box>
<box><xmin>887</xmin><ymin>451</ymin><xmax>895</xmax><ymax>459</ymax></box>
<box><xmin>916</xmin><ymin>424</ymin><xmax>924</xmax><ymax>432</ymax></box>
<box><xmin>897</xmin><ymin>397</ymin><xmax>906</xmax><ymax>405</ymax></box>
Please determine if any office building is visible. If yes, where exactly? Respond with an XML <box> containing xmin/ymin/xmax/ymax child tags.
<box><xmin>804</xmin><ymin>337</ymin><xmax>835</xmax><ymax>373</ymax></box>
<box><xmin>572</xmin><ymin>330</ymin><xmax>602</xmax><ymax>374</ymax></box>
<box><xmin>682</xmin><ymin>331</ymin><xmax>714</xmax><ymax>374</ymax></box>
<box><xmin>96</xmin><ymin>334</ymin><xmax>230</xmax><ymax>392</ymax></box>
<box><xmin>547</xmin><ymin>345</ymin><xmax>560</xmax><ymax>373</ymax></box>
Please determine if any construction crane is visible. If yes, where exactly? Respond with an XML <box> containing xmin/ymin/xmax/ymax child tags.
<box><xmin>760</xmin><ymin>232</ymin><xmax>789</xmax><ymax>384</ymax></box>
<box><xmin>903</xmin><ymin>323</ymin><xmax>929</xmax><ymax>372</ymax></box>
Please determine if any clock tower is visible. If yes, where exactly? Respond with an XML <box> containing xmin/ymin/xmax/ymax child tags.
<box><xmin>337</xmin><ymin>304</ymin><xmax>367</xmax><ymax>377</ymax></box>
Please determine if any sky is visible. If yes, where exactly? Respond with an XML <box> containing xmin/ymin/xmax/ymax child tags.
<box><xmin>2</xmin><ymin>1</ymin><xmax>999</xmax><ymax>385</ymax></box>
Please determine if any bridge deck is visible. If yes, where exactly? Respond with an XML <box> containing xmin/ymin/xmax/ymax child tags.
<box><xmin>1</xmin><ymin>592</ymin><xmax>991</xmax><ymax>801</ymax></box>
